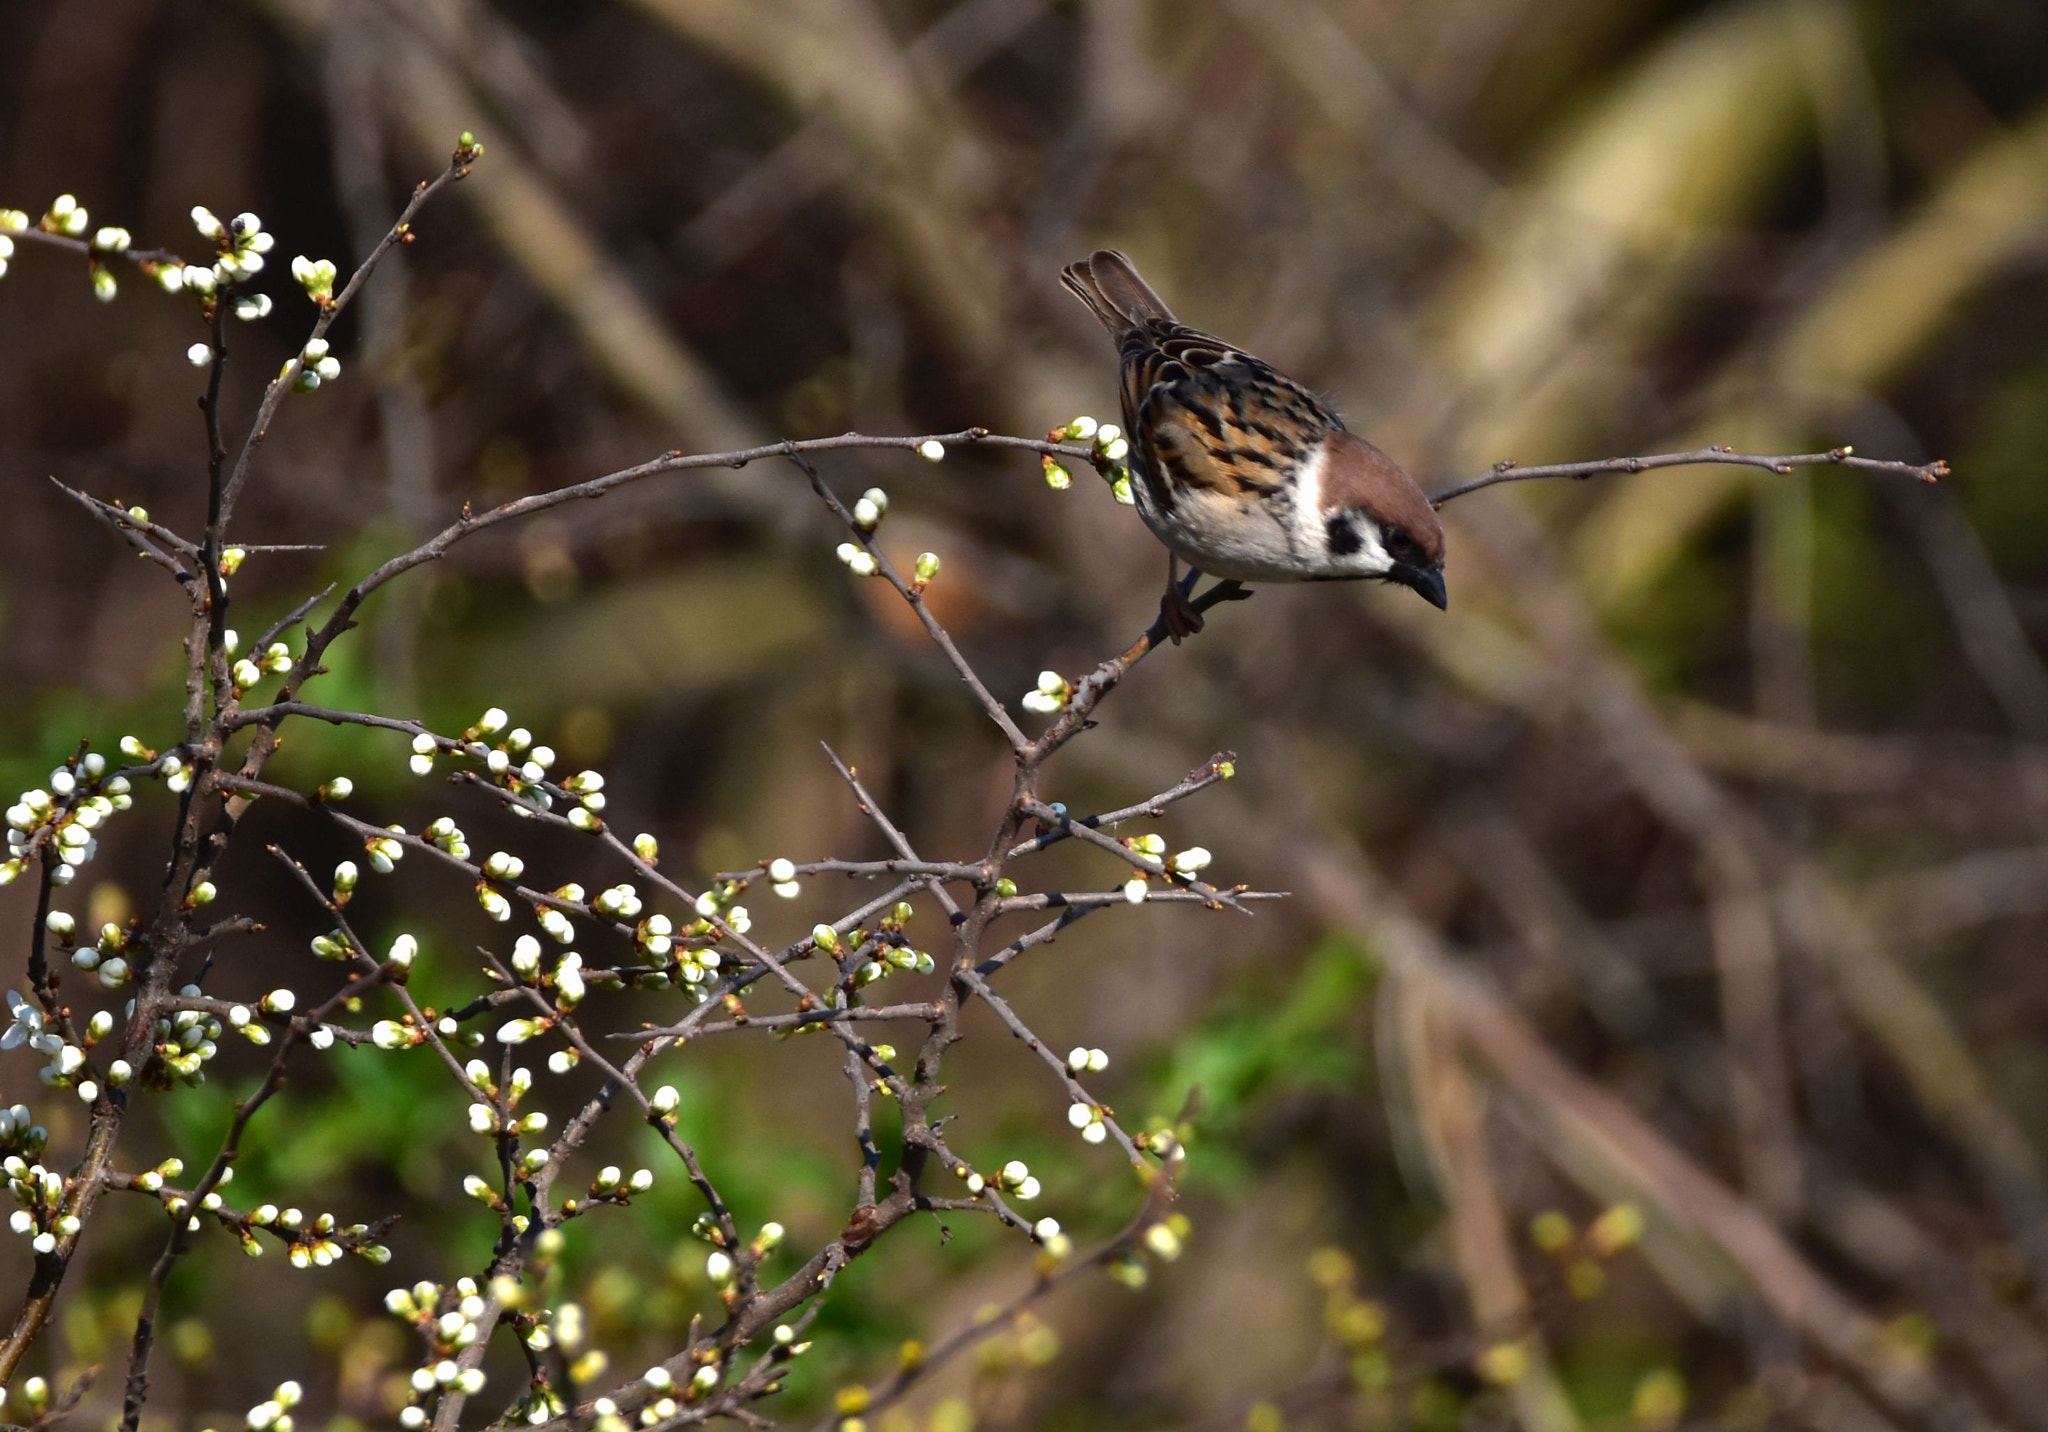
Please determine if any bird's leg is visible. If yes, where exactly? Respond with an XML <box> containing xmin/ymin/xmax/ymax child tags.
<box><xmin>1161</xmin><ymin>553</ymin><xmax>1205</xmax><ymax>643</ymax></box>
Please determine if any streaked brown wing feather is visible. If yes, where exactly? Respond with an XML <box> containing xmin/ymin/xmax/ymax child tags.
<box><xmin>1118</xmin><ymin>318</ymin><xmax>1339</xmax><ymax>502</ymax></box>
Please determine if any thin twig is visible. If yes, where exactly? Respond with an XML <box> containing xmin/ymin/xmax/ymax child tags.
<box><xmin>1428</xmin><ymin>444</ymin><xmax>1946</xmax><ymax>507</ymax></box>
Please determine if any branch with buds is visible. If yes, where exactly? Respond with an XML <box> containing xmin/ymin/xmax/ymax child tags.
<box><xmin>0</xmin><ymin>140</ymin><xmax>1948</xmax><ymax>1432</ymax></box>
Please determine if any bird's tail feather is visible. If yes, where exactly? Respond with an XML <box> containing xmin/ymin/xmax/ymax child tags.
<box><xmin>1060</xmin><ymin>249</ymin><xmax>1177</xmax><ymax>338</ymax></box>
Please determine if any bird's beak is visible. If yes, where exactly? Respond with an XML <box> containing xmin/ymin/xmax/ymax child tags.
<box><xmin>1392</xmin><ymin>562</ymin><xmax>1448</xmax><ymax>611</ymax></box>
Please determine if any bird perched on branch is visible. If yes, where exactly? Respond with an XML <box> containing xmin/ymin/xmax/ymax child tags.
<box><xmin>1061</xmin><ymin>250</ymin><xmax>1447</xmax><ymax>639</ymax></box>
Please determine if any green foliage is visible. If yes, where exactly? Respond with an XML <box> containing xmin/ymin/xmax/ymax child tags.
<box><xmin>1150</xmin><ymin>935</ymin><xmax>1378</xmax><ymax>1185</ymax></box>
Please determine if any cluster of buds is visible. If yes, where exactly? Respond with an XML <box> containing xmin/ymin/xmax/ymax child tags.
<box><xmin>1066</xmin><ymin>1045</ymin><xmax>1110</xmax><ymax>1074</ymax></box>
<box><xmin>1033</xmin><ymin>1216</ymin><xmax>1072</xmax><ymax>1259</ymax></box>
<box><xmin>383</xmin><ymin>932</ymin><xmax>420</xmax><ymax>976</ymax></box>
<box><xmin>365</xmin><ymin>827</ymin><xmax>406</xmax><ymax>874</ymax></box>
<box><xmin>151</xmin><ymin>985</ymin><xmax>231</xmax><ymax>1082</ymax></box>
<box><xmin>386</xmin><ymin>1277</ymin><xmax>491</xmax><ymax>1425</ymax></box>
<box><xmin>5</xmin><ymin>1155</ymin><xmax>76</xmax><ymax>1254</ymax></box>
<box><xmin>88</xmin><ymin>221</ymin><xmax>132</xmax><ymax>302</ymax></box>
<box><xmin>953</xmin><ymin>1157</ymin><xmax>1042</xmax><ymax>1201</ymax></box>
<box><xmin>425</xmin><ymin>817</ymin><xmax>470</xmax><ymax>860</ymax></box>
<box><xmin>673</xmin><ymin>942</ymin><xmax>724</xmax><ymax>991</ymax></box>
<box><xmin>290</xmin><ymin>337</ymin><xmax>342</xmax><ymax>393</ymax></box>
<box><xmin>1043</xmin><ymin>416</ymin><xmax>1135</xmax><ymax>504</ymax></box>
<box><xmin>633</xmin><ymin>912</ymin><xmax>674</xmax><ymax>960</ymax></box>
<box><xmin>290</xmin><ymin>254</ymin><xmax>337</xmax><ymax>305</ymax></box>
<box><xmin>478</xmin><ymin>850</ymin><xmax>526</xmax><ymax>921</ymax></box>
<box><xmin>858</xmin><ymin>928</ymin><xmax>935</xmax><ymax>988</ymax></box>
<box><xmin>409</xmin><ymin>731</ymin><xmax>441</xmax><ymax>777</ymax></box>
<box><xmin>230</xmin><ymin>640</ymin><xmax>293</xmax><ymax>692</ymax></box>
<box><xmin>560</xmin><ymin>769</ymin><xmax>605</xmax><ymax>830</ymax></box>
<box><xmin>44</xmin><ymin>194</ymin><xmax>90</xmax><ymax>238</ymax></box>
<box><xmin>459</xmin><ymin>713</ymin><xmax>598</xmax><ymax>825</ymax></box>
<box><xmin>592</xmin><ymin>882</ymin><xmax>642</xmax><ymax>920</ymax></box>
<box><xmin>851</xmin><ymin>486</ymin><xmax>888</xmax><ymax>530</ymax></box>
<box><xmin>0</xmin><ymin>207</ymin><xmax>23</xmax><ymax>280</ymax></box>
<box><xmin>835</xmin><ymin>540</ymin><xmax>878</xmax><ymax>578</ymax></box>
<box><xmin>1066</xmin><ymin>1102</ymin><xmax>1111</xmax><ymax>1145</ymax></box>
<box><xmin>1527</xmin><ymin>1202</ymin><xmax>1646</xmax><ymax>1300</ymax></box>
<box><xmin>464</xmin><ymin>1056</ymin><xmax>548</xmax><ymax>1141</ymax></box>
<box><xmin>190</xmin><ymin>206</ymin><xmax>274</xmax><ymax>283</ymax></box>
<box><xmin>688</xmin><ymin>882</ymin><xmax>750</xmax><ymax>935</ymax></box>
<box><xmin>0</xmin><ymin>1103</ymin><xmax>49</xmax><ymax>1159</ymax></box>
<box><xmin>1021</xmin><ymin>670</ymin><xmax>1069</xmax><ymax>715</ymax></box>
<box><xmin>1144</xmin><ymin>1213</ymin><xmax>1191</xmax><ymax>1262</ymax></box>
<box><xmin>3</xmin><ymin>753</ymin><xmax>132</xmax><ymax>888</ymax></box>
<box><xmin>242</xmin><ymin>1381</ymin><xmax>304</xmax><ymax>1432</ymax></box>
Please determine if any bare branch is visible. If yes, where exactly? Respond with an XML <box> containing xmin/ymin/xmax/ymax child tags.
<box><xmin>1429</xmin><ymin>444</ymin><xmax>1946</xmax><ymax>507</ymax></box>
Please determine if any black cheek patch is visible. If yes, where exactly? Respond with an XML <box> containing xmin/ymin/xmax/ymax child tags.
<box><xmin>1325</xmin><ymin>510</ymin><xmax>1364</xmax><ymax>557</ymax></box>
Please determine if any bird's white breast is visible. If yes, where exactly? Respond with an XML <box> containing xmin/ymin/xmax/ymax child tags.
<box><xmin>1133</xmin><ymin>441</ymin><xmax>1393</xmax><ymax>582</ymax></box>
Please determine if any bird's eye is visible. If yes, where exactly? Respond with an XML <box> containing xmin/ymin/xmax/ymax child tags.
<box><xmin>1388</xmin><ymin>530</ymin><xmax>1415</xmax><ymax>558</ymax></box>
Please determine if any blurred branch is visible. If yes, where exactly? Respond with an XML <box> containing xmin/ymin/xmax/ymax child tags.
<box><xmin>674</xmin><ymin>0</ymin><xmax>1047</xmax><ymax>270</ymax></box>
<box><xmin>1572</xmin><ymin>101</ymin><xmax>2048</xmax><ymax>608</ymax></box>
<box><xmin>1399</xmin><ymin>983</ymin><xmax>1585</xmax><ymax>1432</ymax></box>
<box><xmin>1221</xmin><ymin>0</ymin><xmax>1501</xmax><ymax>235</ymax></box>
<box><xmin>1298</xmin><ymin>840</ymin><xmax>1997</xmax><ymax>1429</ymax></box>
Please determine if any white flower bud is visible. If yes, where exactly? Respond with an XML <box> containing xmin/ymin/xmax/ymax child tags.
<box><xmin>918</xmin><ymin>439</ymin><xmax>946</xmax><ymax>462</ymax></box>
<box><xmin>1169</xmin><ymin>847</ymin><xmax>1212</xmax><ymax>875</ymax></box>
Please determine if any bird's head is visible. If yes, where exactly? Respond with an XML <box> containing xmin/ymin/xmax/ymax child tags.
<box><xmin>1317</xmin><ymin>432</ymin><xmax>1447</xmax><ymax>609</ymax></box>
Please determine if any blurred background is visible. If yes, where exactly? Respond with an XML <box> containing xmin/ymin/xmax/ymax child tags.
<box><xmin>5</xmin><ymin>0</ymin><xmax>2048</xmax><ymax>1427</ymax></box>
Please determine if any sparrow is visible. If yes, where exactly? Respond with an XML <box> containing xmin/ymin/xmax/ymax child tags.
<box><xmin>1061</xmin><ymin>250</ymin><xmax>1447</xmax><ymax>639</ymax></box>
